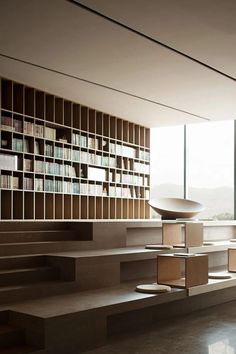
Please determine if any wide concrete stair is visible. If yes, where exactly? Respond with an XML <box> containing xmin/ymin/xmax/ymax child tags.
<box><xmin>0</xmin><ymin>311</ymin><xmax>38</xmax><ymax>353</ymax></box>
<box><xmin>0</xmin><ymin>221</ymin><xmax>235</xmax><ymax>353</ymax></box>
<box><xmin>0</xmin><ymin>255</ymin><xmax>73</xmax><ymax>303</ymax></box>
<box><xmin>0</xmin><ymin>223</ymin><xmax>93</xmax><ymax>256</ymax></box>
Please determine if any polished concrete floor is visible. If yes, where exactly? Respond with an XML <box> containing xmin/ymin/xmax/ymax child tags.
<box><xmin>86</xmin><ymin>301</ymin><xmax>236</xmax><ymax>354</ymax></box>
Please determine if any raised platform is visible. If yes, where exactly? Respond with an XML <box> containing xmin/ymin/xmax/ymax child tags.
<box><xmin>0</xmin><ymin>221</ymin><xmax>235</xmax><ymax>353</ymax></box>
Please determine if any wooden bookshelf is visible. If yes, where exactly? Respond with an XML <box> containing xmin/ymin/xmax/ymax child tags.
<box><xmin>0</xmin><ymin>78</ymin><xmax>150</xmax><ymax>220</ymax></box>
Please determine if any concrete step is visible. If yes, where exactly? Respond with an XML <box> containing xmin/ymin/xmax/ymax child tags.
<box><xmin>0</xmin><ymin>267</ymin><xmax>59</xmax><ymax>287</ymax></box>
<box><xmin>0</xmin><ymin>324</ymin><xmax>25</xmax><ymax>349</ymax></box>
<box><xmin>0</xmin><ymin>280</ymin><xmax>80</xmax><ymax>304</ymax></box>
<box><xmin>0</xmin><ymin>256</ymin><xmax>46</xmax><ymax>271</ymax></box>
<box><xmin>0</xmin><ymin>241</ymin><xmax>91</xmax><ymax>256</ymax></box>
<box><xmin>0</xmin><ymin>230</ymin><xmax>78</xmax><ymax>243</ymax></box>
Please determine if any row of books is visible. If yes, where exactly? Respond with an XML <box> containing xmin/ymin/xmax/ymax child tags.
<box><xmin>80</xmin><ymin>183</ymin><xmax>107</xmax><ymax>196</ymax></box>
<box><xmin>11</xmin><ymin>140</ymin><xmax>149</xmax><ymax>173</ymax></box>
<box><xmin>0</xmin><ymin>175</ymin><xmax>19</xmax><ymax>189</ymax></box>
<box><xmin>34</xmin><ymin>179</ymin><xmax>107</xmax><ymax>196</ymax></box>
<box><xmin>72</xmin><ymin>133</ymin><xmax>87</xmax><ymax>147</ymax></box>
<box><xmin>13</xmin><ymin>138</ymin><xmax>30</xmax><ymax>153</ymax></box>
<box><xmin>44</xmin><ymin>180</ymin><xmax>80</xmax><ymax>194</ymax></box>
<box><xmin>79</xmin><ymin>151</ymin><xmax>116</xmax><ymax>168</ymax></box>
<box><xmin>1</xmin><ymin>175</ymin><xmax>149</xmax><ymax>199</ymax></box>
<box><xmin>24</xmin><ymin>122</ymin><xmax>56</xmax><ymax>140</ymax></box>
<box><xmin>120</xmin><ymin>174</ymin><xmax>144</xmax><ymax>186</ymax></box>
<box><xmin>134</xmin><ymin>162</ymin><xmax>149</xmax><ymax>174</ymax></box>
<box><xmin>109</xmin><ymin>186</ymin><xmax>133</xmax><ymax>198</ymax></box>
<box><xmin>139</xmin><ymin>150</ymin><xmax>150</xmax><ymax>161</ymax></box>
<box><xmin>3</xmin><ymin>116</ymin><xmax>56</xmax><ymax>140</ymax></box>
<box><xmin>72</xmin><ymin>134</ymin><xmax>99</xmax><ymax>150</ymax></box>
<box><xmin>45</xmin><ymin>144</ymin><xmax>71</xmax><ymax>160</ymax></box>
<box><xmin>109</xmin><ymin>186</ymin><xmax>149</xmax><ymax>199</ymax></box>
<box><xmin>1</xmin><ymin>116</ymin><xmax>22</xmax><ymax>132</ymax></box>
<box><xmin>109</xmin><ymin>142</ymin><xmax>136</xmax><ymax>159</ymax></box>
<box><xmin>35</xmin><ymin>161</ymin><xmax>76</xmax><ymax>177</ymax></box>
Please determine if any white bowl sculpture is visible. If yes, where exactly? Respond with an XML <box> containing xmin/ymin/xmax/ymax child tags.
<box><xmin>148</xmin><ymin>198</ymin><xmax>204</xmax><ymax>219</ymax></box>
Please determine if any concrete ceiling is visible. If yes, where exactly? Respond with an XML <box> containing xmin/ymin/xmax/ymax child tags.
<box><xmin>0</xmin><ymin>0</ymin><xmax>235</xmax><ymax>127</ymax></box>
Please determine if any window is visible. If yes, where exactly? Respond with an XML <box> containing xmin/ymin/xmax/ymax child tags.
<box><xmin>150</xmin><ymin>126</ymin><xmax>184</xmax><ymax>204</ymax></box>
<box><xmin>187</xmin><ymin>121</ymin><xmax>234</xmax><ymax>220</ymax></box>
<box><xmin>150</xmin><ymin>121</ymin><xmax>234</xmax><ymax>220</ymax></box>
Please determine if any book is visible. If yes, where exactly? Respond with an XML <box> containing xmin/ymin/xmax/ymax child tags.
<box><xmin>24</xmin><ymin>158</ymin><xmax>33</xmax><ymax>172</ymax></box>
<box><xmin>0</xmin><ymin>154</ymin><xmax>18</xmax><ymax>171</ymax></box>
<box><xmin>34</xmin><ymin>141</ymin><xmax>40</xmax><ymax>155</ymax></box>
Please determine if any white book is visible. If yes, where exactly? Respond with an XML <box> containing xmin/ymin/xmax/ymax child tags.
<box><xmin>0</xmin><ymin>154</ymin><xmax>18</xmax><ymax>171</ymax></box>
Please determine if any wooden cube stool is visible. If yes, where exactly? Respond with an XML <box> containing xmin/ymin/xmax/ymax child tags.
<box><xmin>157</xmin><ymin>253</ymin><xmax>208</xmax><ymax>289</ymax></box>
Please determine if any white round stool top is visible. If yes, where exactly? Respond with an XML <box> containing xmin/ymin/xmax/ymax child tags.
<box><xmin>208</xmin><ymin>272</ymin><xmax>232</xmax><ymax>279</ymax></box>
<box><xmin>135</xmin><ymin>283</ymin><xmax>171</xmax><ymax>294</ymax></box>
<box><xmin>203</xmin><ymin>242</ymin><xmax>215</xmax><ymax>246</ymax></box>
<box><xmin>145</xmin><ymin>244</ymin><xmax>173</xmax><ymax>250</ymax></box>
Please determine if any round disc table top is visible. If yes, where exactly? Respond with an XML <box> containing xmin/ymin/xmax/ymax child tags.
<box><xmin>148</xmin><ymin>197</ymin><xmax>204</xmax><ymax>219</ymax></box>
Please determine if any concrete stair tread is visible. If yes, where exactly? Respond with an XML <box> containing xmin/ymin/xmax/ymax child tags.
<box><xmin>0</xmin><ymin>345</ymin><xmax>37</xmax><ymax>354</ymax></box>
<box><xmin>0</xmin><ymin>230</ymin><xmax>72</xmax><ymax>234</ymax></box>
<box><xmin>0</xmin><ymin>255</ymin><xmax>44</xmax><ymax>260</ymax></box>
<box><xmin>48</xmin><ymin>246</ymin><xmax>181</xmax><ymax>263</ymax></box>
<box><xmin>2</xmin><ymin>279</ymin><xmax>186</xmax><ymax>319</ymax></box>
<box><xmin>0</xmin><ymin>241</ymin><xmax>76</xmax><ymax>246</ymax></box>
<box><xmin>0</xmin><ymin>280</ymin><xmax>71</xmax><ymax>294</ymax></box>
<box><xmin>0</xmin><ymin>267</ymin><xmax>53</xmax><ymax>275</ymax></box>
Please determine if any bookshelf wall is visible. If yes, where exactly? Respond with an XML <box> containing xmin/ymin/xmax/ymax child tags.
<box><xmin>0</xmin><ymin>78</ymin><xmax>150</xmax><ymax>220</ymax></box>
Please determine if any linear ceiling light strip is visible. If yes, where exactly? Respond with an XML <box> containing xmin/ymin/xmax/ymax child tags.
<box><xmin>69</xmin><ymin>0</ymin><xmax>236</xmax><ymax>83</ymax></box>
<box><xmin>0</xmin><ymin>53</ymin><xmax>210</xmax><ymax>121</ymax></box>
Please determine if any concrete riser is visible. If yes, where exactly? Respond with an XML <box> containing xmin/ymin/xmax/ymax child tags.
<box><xmin>0</xmin><ymin>256</ymin><xmax>46</xmax><ymax>271</ymax></box>
<box><xmin>0</xmin><ymin>241</ymin><xmax>91</xmax><ymax>257</ymax></box>
<box><xmin>0</xmin><ymin>231</ymin><xmax>78</xmax><ymax>243</ymax></box>
<box><xmin>0</xmin><ymin>267</ymin><xmax>60</xmax><ymax>287</ymax></box>
<box><xmin>0</xmin><ymin>281</ymin><xmax>80</xmax><ymax>304</ymax></box>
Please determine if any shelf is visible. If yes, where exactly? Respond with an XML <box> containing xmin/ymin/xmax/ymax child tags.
<box><xmin>188</xmin><ymin>271</ymin><xmax>236</xmax><ymax>296</ymax></box>
<box><xmin>188</xmin><ymin>240</ymin><xmax>234</xmax><ymax>253</ymax></box>
<box><xmin>0</xmin><ymin>78</ymin><xmax>151</xmax><ymax>220</ymax></box>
